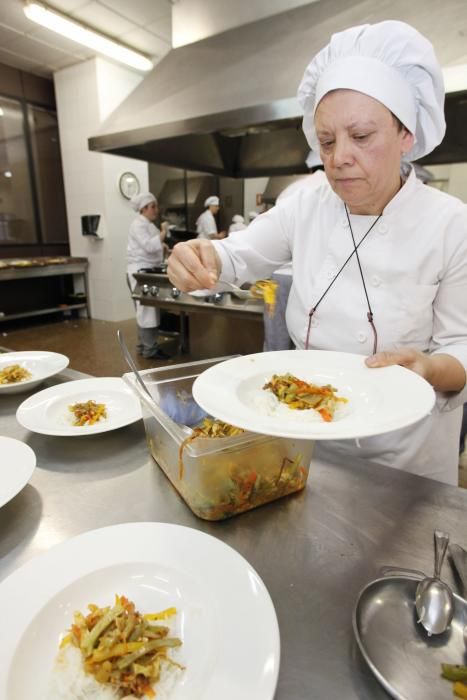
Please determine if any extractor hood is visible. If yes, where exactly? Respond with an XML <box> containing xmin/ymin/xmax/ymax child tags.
<box><xmin>89</xmin><ymin>0</ymin><xmax>467</xmax><ymax>177</ymax></box>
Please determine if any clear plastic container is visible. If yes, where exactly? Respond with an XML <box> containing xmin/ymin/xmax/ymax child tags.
<box><xmin>123</xmin><ymin>357</ymin><xmax>314</xmax><ymax>520</ymax></box>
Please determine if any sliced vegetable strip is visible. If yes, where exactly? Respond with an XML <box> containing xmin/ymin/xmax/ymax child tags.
<box><xmin>263</xmin><ymin>373</ymin><xmax>347</xmax><ymax>422</ymax></box>
<box><xmin>63</xmin><ymin>594</ymin><xmax>183</xmax><ymax>698</ymax></box>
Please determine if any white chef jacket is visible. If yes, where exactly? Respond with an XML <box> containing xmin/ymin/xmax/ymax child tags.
<box><xmin>196</xmin><ymin>209</ymin><xmax>218</xmax><ymax>239</ymax></box>
<box><xmin>127</xmin><ymin>213</ymin><xmax>164</xmax><ymax>328</ymax></box>
<box><xmin>214</xmin><ymin>170</ymin><xmax>467</xmax><ymax>485</ymax></box>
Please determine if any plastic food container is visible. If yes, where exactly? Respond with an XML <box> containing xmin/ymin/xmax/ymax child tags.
<box><xmin>123</xmin><ymin>357</ymin><xmax>314</xmax><ymax>520</ymax></box>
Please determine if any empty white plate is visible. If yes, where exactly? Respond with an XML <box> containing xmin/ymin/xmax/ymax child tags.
<box><xmin>16</xmin><ymin>377</ymin><xmax>142</xmax><ymax>436</ymax></box>
<box><xmin>0</xmin><ymin>436</ymin><xmax>36</xmax><ymax>508</ymax></box>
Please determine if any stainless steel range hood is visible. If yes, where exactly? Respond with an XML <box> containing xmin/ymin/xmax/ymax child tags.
<box><xmin>89</xmin><ymin>0</ymin><xmax>467</xmax><ymax>177</ymax></box>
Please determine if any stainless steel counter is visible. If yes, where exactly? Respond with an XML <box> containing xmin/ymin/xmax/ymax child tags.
<box><xmin>2</xmin><ymin>368</ymin><xmax>467</xmax><ymax>699</ymax></box>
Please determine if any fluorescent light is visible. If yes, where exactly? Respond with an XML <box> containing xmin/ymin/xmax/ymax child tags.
<box><xmin>0</xmin><ymin>108</ymin><xmax>3</xmax><ymax>117</ymax></box>
<box><xmin>443</xmin><ymin>64</ymin><xmax>467</xmax><ymax>93</ymax></box>
<box><xmin>24</xmin><ymin>2</ymin><xmax>153</xmax><ymax>72</ymax></box>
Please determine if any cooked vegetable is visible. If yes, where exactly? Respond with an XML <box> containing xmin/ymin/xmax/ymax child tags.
<box><xmin>69</xmin><ymin>399</ymin><xmax>107</xmax><ymax>426</ymax></box>
<box><xmin>178</xmin><ymin>418</ymin><xmax>245</xmax><ymax>479</ymax></box>
<box><xmin>442</xmin><ymin>664</ymin><xmax>467</xmax><ymax>682</ymax></box>
<box><xmin>191</xmin><ymin>453</ymin><xmax>308</xmax><ymax>520</ymax></box>
<box><xmin>0</xmin><ymin>363</ymin><xmax>32</xmax><ymax>384</ymax></box>
<box><xmin>61</xmin><ymin>595</ymin><xmax>183</xmax><ymax>698</ymax></box>
<box><xmin>263</xmin><ymin>373</ymin><xmax>347</xmax><ymax>422</ymax></box>
<box><xmin>250</xmin><ymin>279</ymin><xmax>279</xmax><ymax>317</ymax></box>
<box><xmin>454</xmin><ymin>682</ymin><xmax>467</xmax><ymax>699</ymax></box>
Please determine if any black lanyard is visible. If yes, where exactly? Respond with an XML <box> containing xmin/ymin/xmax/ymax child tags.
<box><xmin>305</xmin><ymin>207</ymin><xmax>382</xmax><ymax>352</ymax></box>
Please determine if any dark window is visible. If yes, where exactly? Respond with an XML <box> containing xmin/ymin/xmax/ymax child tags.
<box><xmin>28</xmin><ymin>106</ymin><xmax>68</xmax><ymax>243</ymax></box>
<box><xmin>0</xmin><ymin>96</ymin><xmax>36</xmax><ymax>244</ymax></box>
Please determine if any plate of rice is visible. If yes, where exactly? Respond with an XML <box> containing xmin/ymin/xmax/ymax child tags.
<box><xmin>0</xmin><ymin>351</ymin><xmax>69</xmax><ymax>394</ymax></box>
<box><xmin>0</xmin><ymin>522</ymin><xmax>280</xmax><ymax>700</ymax></box>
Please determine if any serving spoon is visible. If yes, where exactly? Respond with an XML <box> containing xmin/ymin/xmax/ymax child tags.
<box><xmin>117</xmin><ymin>329</ymin><xmax>152</xmax><ymax>399</ymax></box>
<box><xmin>415</xmin><ymin>529</ymin><xmax>454</xmax><ymax>635</ymax></box>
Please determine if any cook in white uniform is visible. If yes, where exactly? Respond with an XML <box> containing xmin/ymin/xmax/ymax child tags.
<box><xmin>228</xmin><ymin>214</ymin><xmax>247</xmax><ymax>234</ymax></box>
<box><xmin>127</xmin><ymin>192</ymin><xmax>169</xmax><ymax>360</ymax></box>
<box><xmin>196</xmin><ymin>196</ymin><xmax>226</xmax><ymax>239</ymax></box>
<box><xmin>167</xmin><ymin>21</ymin><xmax>467</xmax><ymax>485</ymax></box>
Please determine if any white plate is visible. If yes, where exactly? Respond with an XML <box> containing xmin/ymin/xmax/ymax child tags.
<box><xmin>0</xmin><ymin>436</ymin><xmax>36</xmax><ymax>508</ymax></box>
<box><xmin>0</xmin><ymin>351</ymin><xmax>69</xmax><ymax>394</ymax></box>
<box><xmin>16</xmin><ymin>377</ymin><xmax>142</xmax><ymax>436</ymax></box>
<box><xmin>192</xmin><ymin>350</ymin><xmax>436</xmax><ymax>440</ymax></box>
<box><xmin>0</xmin><ymin>522</ymin><xmax>280</xmax><ymax>700</ymax></box>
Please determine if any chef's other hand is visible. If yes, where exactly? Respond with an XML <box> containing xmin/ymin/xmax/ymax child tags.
<box><xmin>366</xmin><ymin>348</ymin><xmax>466</xmax><ymax>393</ymax></box>
<box><xmin>366</xmin><ymin>348</ymin><xmax>430</xmax><ymax>378</ymax></box>
<box><xmin>167</xmin><ymin>239</ymin><xmax>221</xmax><ymax>292</ymax></box>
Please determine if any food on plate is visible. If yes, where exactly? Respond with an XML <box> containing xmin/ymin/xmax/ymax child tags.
<box><xmin>49</xmin><ymin>595</ymin><xmax>183</xmax><ymax>699</ymax></box>
<box><xmin>69</xmin><ymin>400</ymin><xmax>107</xmax><ymax>426</ymax></box>
<box><xmin>263</xmin><ymin>373</ymin><xmax>348</xmax><ymax>422</ymax></box>
<box><xmin>250</xmin><ymin>279</ymin><xmax>279</xmax><ymax>316</ymax></box>
<box><xmin>178</xmin><ymin>417</ymin><xmax>244</xmax><ymax>478</ymax></box>
<box><xmin>441</xmin><ymin>664</ymin><xmax>467</xmax><ymax>697</ymax></box>
<box><xmin>0</xmin><ymin>363</ymin><xmax>32</xmax><ymax>384</ymax></box>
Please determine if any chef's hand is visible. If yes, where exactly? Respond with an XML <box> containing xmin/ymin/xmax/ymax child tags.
<box><xmin>366</xmin><ymin>348</ymin><xmax>466</xmax><ymax>393</ymax></box>
<box><xmin>167</xmin><ymin>239</ymin><xmax>221</xmax><ymax>292</ymax></box>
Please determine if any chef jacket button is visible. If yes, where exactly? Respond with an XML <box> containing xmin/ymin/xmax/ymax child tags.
<box><xmin>326</xmin><ymin>269</ymin><xmax>336</xmax><ymax>280</ymax></box>
<box><xmin>311</xmin><ymin>317</ymin><xmax>319</xmax><ymax>327</ymax></box>
<box><xmin>378</xmin><ymin>223</ymin><xmax>389</xmax><ymax>235</ymax></box>
<box><xmin>371</xmin><ymin>275</ymin><xmax>381</xmax><ymax>287</ymax></box>
<box><xmin>357</xmin><ymin>331</ymin><xmax>368</xmax><ymax>343</ymax></box>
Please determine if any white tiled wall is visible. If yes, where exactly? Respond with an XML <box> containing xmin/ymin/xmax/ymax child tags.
<box><xmin>54</xmin><ymin>57</ymin><xmax>149</xmax><ymax>322</ymax></box>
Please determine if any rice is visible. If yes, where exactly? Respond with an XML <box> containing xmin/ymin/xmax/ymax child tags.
<box><xmin>254</xmin><ymin>386</ymin><xmax>351</xmax><ymax>423</ymax></box>
<box><xmin>46</xmin><ymin>640</ymin><xmax>182</xmax><ymax>700</ymax></box>
<box><xmin>46</xmin><ymin>645</ymin><xmax>121</xmax><ymax>700</ymax></box>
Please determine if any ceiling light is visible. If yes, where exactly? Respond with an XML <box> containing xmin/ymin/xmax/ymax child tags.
<box><xmin>0</xmin><ymin>108</ymin><xmax>3</xmax><ymax>117</ymax></box>
<box><xmin>24</xmin><ymin>2</ymin><xmax>153</xmax><ymax>72</ymax></box>
<box><xmin>4</xmin><ymin>171</ymin><xmax>12</xmax><ymax>178</ymax></box>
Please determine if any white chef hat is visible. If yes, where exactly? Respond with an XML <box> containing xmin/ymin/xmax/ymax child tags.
<box><xmin>248</xmin><ymin>211</ymin><xmax>259</xmax><ymax>220</ymax></box>
<box><xmin>297</xmin><ymin>20</ymin><xmax>446</xmax><ymax>161</ymax></box>
<box><xmin>129</xmin><ymin>192</ymin><xmax>157</xmax><ymax>212</ymax></box>
<box><xmin>204</xmin><ymin>195</ymin><xmax>220</xmax><ymax>207</ymax></box>
<box><xmin>305</xmin><ymin>150</ymin><xmax>323</xmax><ymax>169</ymax></box>
<box><xmin>232</xmin><ymin>214</ymin><xmax>244</xmax><ymax>223</ymax></box>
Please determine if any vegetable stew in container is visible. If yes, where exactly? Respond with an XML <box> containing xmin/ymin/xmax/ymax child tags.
<box><xmin>123</xmin><ymin>357</ymin><xmax>314</xmax><ymax>520</ymax></box>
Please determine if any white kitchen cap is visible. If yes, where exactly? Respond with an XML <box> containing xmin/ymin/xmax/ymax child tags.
<box><xmin>305</xmin><ymin>150</ymin><xmax>323</xmax><ymax>168</ymax></box>
<box><xmin>248</xmin><ymin>211</ymin><xmax>259</xmax><ymax>220</ymax></box>
<box><xmin>130</xmin><ymin>192</ymin><xmax>156</xmax><ymax>212</ymax></box>
<box><xmin>232</xmin><ymin>214</ymin><xmax>245</xmax><ymax>223</ymax></box>
<box><xmin>297</xmin><ymin>20</ymin><xmax>446</xmax><ymax>161</ymax></box>
<box><xmin>204</xmin><ymin>195</ymin><xmax>220</xmax><ymax>207</ymax></box>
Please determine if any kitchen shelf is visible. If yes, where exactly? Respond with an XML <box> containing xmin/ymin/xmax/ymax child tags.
<box><xmin>0</xmin><ymin>303</ymin><xmax>87</xmax><ymax>322</ymax></box>
<box><xmin>0</xmin><ymin>258</ymin><xmax>90</xmax><ymax>322</ymax></box>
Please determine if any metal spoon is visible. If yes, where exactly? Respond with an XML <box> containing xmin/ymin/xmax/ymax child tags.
<box><xmin>415</xmin><ymin>529</ymin><xmax>454</xmax><ymax>635</ymax></box>
<box><xmin>117</xmin><ymin>329</ymin><xmax>152</xmax><ymax>399</ymax></box>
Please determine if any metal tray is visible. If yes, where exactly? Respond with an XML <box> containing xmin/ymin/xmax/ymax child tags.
<box><xmin>353</xmin><ymin>576</ymin><xmax>467</xmax><ymax>700</ymax></box>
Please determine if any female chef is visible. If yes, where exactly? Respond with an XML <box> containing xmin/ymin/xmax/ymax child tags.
<box><xmin>167</xmin><ymin>20</ymin><xmax>467</xmax><ymax>485</ymax></box>
<box><xmin>127</xmin><ymin>192</ymin><xmax>169</xmax><ymax>360</ymax></box>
